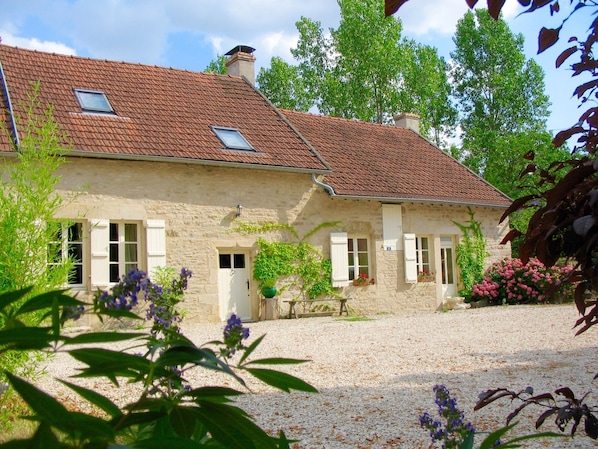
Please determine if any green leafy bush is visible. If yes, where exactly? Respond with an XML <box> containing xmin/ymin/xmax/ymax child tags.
<box><xmin>0</xmin><ymin>268</ymin><xmax>317</xmax><ymax>448</ymax></box>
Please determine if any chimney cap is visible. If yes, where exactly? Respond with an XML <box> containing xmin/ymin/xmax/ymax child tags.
<box><xmin>225</xmin><ymin>45</ymin><xmax>256</xmax><ymax>56</ymax></box>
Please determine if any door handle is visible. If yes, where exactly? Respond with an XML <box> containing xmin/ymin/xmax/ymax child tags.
<box><xmin>246</xmin><ymin>280</ymin><xmax>250</xmax><ymax>290</ymax></box>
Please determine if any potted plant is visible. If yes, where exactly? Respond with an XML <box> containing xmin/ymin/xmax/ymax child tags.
<box><xmin>352</xmin><ymin>272</ymin><xmax>374</xmax><ymax>286</ymax></box>
<box><xmin>417</xmin><ymin>270</ymin><xmax>435</xmax><ymax>282</ymax></box>
<box><xmin>260</xmin><ymin>278</ymin><xmax>277</xmax><ymax>298</ymax></box>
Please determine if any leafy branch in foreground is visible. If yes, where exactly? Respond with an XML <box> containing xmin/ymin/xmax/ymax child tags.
<box><xmin>475</xmin><ymin>384</ymin><xmax>598</xmax><ymax>441</ymax></box>
<box><xmin>0</xmin><ymin>268</ymin><xmax>317</xmax><ymax>448</ymax></box>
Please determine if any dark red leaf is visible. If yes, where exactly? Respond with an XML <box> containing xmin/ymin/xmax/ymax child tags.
<box><xmin>537</xmin><ymin>409</ymin><xmax>557</xmax><ymax>428</ymax></box>
<box><xmin>523</xmin><ymin>150</ymin><xmax>535</xmax><ymax>160</ymax></box>
<box><xmin>556</xmin><ymin>387</ymin><xmax>576</xmax><ymax>401</ymax></box>
<box><xmin>518</xmin><ymin>0</ymin><xmax>531</xmax><ymax>5</ymax></box>
<box><xmin>585</xmin><ymin>413</ymin><xmax>598</xmax><ymax>439</ymax></box>
<box><xmin>556</xmin><ymin>46</ymin><xmax>578</xmax><ymax>68</ymax></box>
<box><xmin>553</xmin><ymin>126</ymin><xmax>584</xmax><ymax>148</ymax></box>
<box><xmin>524</xmin><ymin>0</ymin><xmax>554</xmax><ymax>13</ymax></box>
<box><xmin>573</xmin><ymin>215</ymin><xmax>597</xmax><ymax>237</ymax></box>
<box><xmin>507</xmin><ymin>402</ymin><xmax>531</xmax><ymax>424</ymax></box>
<box><xmin>474</xmin><ymin>389</ymin><xmax>514</xmax><ymax>410</ymax></box>
<box><xmin>520</xmin><ymin>163</ymin><xmax>537</xmax><ymax>177</ymax></box>
<box><xmin>550</xmin><ymin>1</ymin><xmax>560</xmax><ymax>14</ymax></box>
<box><xmin>539</xmin><ymin>27</ymin><xmax>561</xmax><ymax>53</ymax></box>
<box><xmin>500</xmin><ymin>228</ymin><xmax>522</xmax><ymax>244</ymax></box>
<box><xmin>488</xmin><ymin>0</ymin><xmax>506</xmax><ymax>19</ymax></box>
<box><xmin>465</xmin><ymin>0</ymin><xmax>479</xmax><ymax>8</ymax></box>
<box><xmin>384</xmin><ymin>0</ymin><xmax>409</xmax><ymax>16</ymax></box>
<box><xmin>529</xmin><ymin>392</ymin><xmax>556</xmax><ymax>402</ymax></box>
<box><xmin>574</xmin><ymin>79</ymin><xmax>598</xmax><ymax>99</ymax></box>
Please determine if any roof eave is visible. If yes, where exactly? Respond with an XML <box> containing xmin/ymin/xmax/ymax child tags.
<box><xmin>66</xmin><ymin>150</ymin><xmax>331</xmax><ymax>174</ymax></box>
<box><xmin>321</xmin><ymin>193</ymin><xmax>511</xmax><ymax>209</ymax></box>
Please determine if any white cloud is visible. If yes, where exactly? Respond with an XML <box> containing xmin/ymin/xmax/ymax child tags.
<box><xmin>0</xmin><ymin>31</ymin><xmax>76</xmax><ymax>55</ymax></box>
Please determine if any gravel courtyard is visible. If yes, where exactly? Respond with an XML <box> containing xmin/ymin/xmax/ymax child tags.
<box><xmin>44</xmin><ymin>304</ymin><xmax>598</xmax><ymax>448</ymax></box>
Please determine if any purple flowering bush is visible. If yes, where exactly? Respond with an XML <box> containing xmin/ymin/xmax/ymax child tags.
<box><xmin>420</xmin><ymin>385</ymin><xmax>475</xmax><ymax>449</ymax></box>
<box><xmin>95</xmin><ymin>267</ymin><xmax>191</xmax><ymax>339</ymax></box>
<box><xmin>0</xmin><ymin>268</ymin><xmax>317</xmax><ymax>447</ymax></box>
<box><xmin>470</xmin><ymin>258</ymin><xmax>573</xmax><ymax>305</ymax></box>
<box><xmin>421</xmin><ymin>385</ymin><xmax>563</xmax><ymax>448</ymax></box>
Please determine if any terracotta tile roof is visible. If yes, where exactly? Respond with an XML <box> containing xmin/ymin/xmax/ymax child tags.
<box><xmin>0</xmin><ymin>45</ymin><xmax>329</xmax><ymax>172</ymax></box>
<box><xmin>282</xmin><ymin>109</ymin><xmax>512</xmax><ymax>208</ymax></box>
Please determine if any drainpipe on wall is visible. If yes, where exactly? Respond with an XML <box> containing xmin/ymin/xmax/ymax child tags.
<box><xmin>0</xmin><ymin>60</ymin><xmax>20</xmax><ymax>147</ymax></box>
<box><xmin>312</xmin><ymin>173</ymin><xmax>336</xmax><ymax>196</ymax></box>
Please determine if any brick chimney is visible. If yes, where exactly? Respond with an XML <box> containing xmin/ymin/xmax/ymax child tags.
<box><xmin>225</xmin><ymin>45</ymin><xmax>256</xmax><ymax>86</ymax></box>
<box><xmin>394</xmin><ymin>113</ymin><xmax>420</xmax><ymax>134</ymax></box>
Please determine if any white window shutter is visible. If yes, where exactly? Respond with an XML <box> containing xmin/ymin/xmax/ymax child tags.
<box><xmin>146</xmin><ymin>219</ymin><xmax>166</xmax><ymax>276</ymax></box>
<box><xmin>90</xmin><ymin>219</ymin><xmax>110</xmax><ymax>288</ymax></box>
<box><xmin>404</xmin><ymin>233</ymin><xmax>417</xmax><ymax>283</ymax></box>
<box><xmin>382</xmin><ymin>204</ymin><xmax>403</xmax><ymax>251</ymax></box>
<box><xmin>330</xmin><ymin>232</ymin><xmax>349</xmax><ymax>287</ymax></box>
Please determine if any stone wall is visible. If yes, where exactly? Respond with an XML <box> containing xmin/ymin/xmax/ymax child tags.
<box><xmin>54</xmin><ymin>157</ymin><xmax>511</xmax><ymax>323</ymax></box>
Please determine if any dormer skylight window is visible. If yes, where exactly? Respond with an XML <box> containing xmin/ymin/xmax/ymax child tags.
<box><xmin>211</xmin><ymin>126</ymin><xmax>254</xmax><ymax>151</ymax></box>
<box><xmin>74</xmin><ymin>89</ymin><xmax>115</xmax><ymax>114</ymax></box>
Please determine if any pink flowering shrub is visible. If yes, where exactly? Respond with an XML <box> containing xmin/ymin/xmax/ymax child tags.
<box><xmin>470</xmin><ymin>258</ymin><xmax>573</xmax><ymax>305</ymax></box>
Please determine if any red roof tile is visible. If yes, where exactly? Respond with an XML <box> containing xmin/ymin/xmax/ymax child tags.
<box><xmin>281</xmin><ymin>109</ymin><xmax>512</xmax><ymax>208</ymax></box>
<box><xmin>0</xmin><ymin>45</ymin><xmax>329</xmax><ymax>172</ymax></box>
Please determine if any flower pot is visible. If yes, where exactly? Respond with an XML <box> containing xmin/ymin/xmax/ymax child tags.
<box><xmin>262</xmin><ymin>287</ymin><xmax>277</xmax><ymax>298</ymax></box>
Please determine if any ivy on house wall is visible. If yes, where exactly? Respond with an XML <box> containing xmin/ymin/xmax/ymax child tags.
<box><xmin>233</xmin><ymin>221</ymin><xmax>341</xmax><ymax>300</ymax></box>
<box><xmin>454</xmin><ymin>208</ymin><xmax>489</xmax><ymax>298</ymax></box>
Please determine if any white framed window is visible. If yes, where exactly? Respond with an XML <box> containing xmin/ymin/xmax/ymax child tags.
<box><xmin>348</xmin><ymin>236</ymin><xmax>370</xmax><ymax>281</ymax></box>
<box><xmin>416</xmin><ymin>236</ymin><xmax>431</xmax><ymax>275</ymax></box>
<box><xmin>48</xmin><ymin>222</ymin><xmax>84</xmax><ymax>287</ymax></box>
<box><xmin>109</xmin><ymin>222</ymin><xmax>139</xmax><ymax>282</ymax></box>
<box><xmin>90</xmin><ymin>219</ymin><xmax>165</xmax><ymax>288</ymax></box>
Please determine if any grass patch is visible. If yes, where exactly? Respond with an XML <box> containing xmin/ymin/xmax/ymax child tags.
<box><xmin>340</xmin><ymin>316</ymin><xmax>375</xmax><ymax>322</ymax></box>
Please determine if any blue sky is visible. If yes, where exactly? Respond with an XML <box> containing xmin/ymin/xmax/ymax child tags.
<box><xmin>0</xmin><ymin>0</ymin><xmax>587</xmax><ymax>137</ymax></box>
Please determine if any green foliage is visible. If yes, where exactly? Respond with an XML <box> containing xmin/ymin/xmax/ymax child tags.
<box><xmin>0</xmin><ymin>81</ymin><xmax>71</xmax><ymax>295</ymax></box>
<box><xmin>454</xmin><ymin>209</ymin><xmax>488</xmax><ymax>298</ymax></box>
<box><xmin>0</xmin><ymin>273</ymin><xmax>317</xmax><ymax>447</ymax></box>
<box><xmin>204</xmin><ymin>55</ymin><xmax>228</xmax><ymax>75</ymax></box>
<box><xmin>257</xmin><ymin>57</ymin><xmax>312</xmax><ymax>111</ymax></box>
<box><xmin>259</xmin><ymin>0</ymin><xmax>456</xmax><ymax>145</ymax></box>
<box><xmin>0</xmin><ymin>82</ymin><xmax>72</xmax><ymax>428</ymax></box>
<box><xmin>451</xmin><ymin>9</ymin><xmax>550</xmax><ymax>178</ymax></box>
<box><xmin>234</xmin><ymin>221</ymin><xmax>339</xmax><ymax>300</ymax></box>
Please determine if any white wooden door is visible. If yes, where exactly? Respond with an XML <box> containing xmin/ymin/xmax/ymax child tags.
<box><xmin>440</xmin><ymin>236</ymin><xmax>457</xmax><ymax>298</ymax></box>
<box><xmin>218</xmin><ymin>252</ymin><xmax>251</xmax><ymax>321</ymax></box>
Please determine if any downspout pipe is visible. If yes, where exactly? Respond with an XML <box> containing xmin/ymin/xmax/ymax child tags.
<box><xmin>312</xmin><ymin>173</ymin><xmax>336</xmax><ymax>196</ymax></box>
<box><xmin>0</xmin><ymin>60</ymin><xmax>19</xmax><ymax>147</ymax></box>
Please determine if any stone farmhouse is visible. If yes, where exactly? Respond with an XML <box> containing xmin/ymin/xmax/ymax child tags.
<box><xmin>0</xmin><ymin>44</ymin><xmax>512</xmax><ymax>323</ymax></box>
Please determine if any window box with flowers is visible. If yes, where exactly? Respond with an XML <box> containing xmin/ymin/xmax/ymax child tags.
<box><xmin>417</xmin><ymin>270</ymin><xmax>435</xmax><ymax>283</ymax></box>
<box><xmin>352</xmin><ymin>272</ymin><xmax>375</xmax><ymax>286</ymax></box>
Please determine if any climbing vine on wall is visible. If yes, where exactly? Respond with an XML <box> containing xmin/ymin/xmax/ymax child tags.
<box><xmin>233</xmin><ymin>221</ymin><xmax>340</xmax><ymax>300</ymax></box>
<box><xmin>454</xmin><ymin>208</ymin><xmax>489</xmax><ymax>298</ymax></box>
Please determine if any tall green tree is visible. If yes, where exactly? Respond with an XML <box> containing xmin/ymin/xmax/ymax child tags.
<box><xmin>0</xmin><ymin>82</ymin><xmax>72</xmax><ymax>428</ymax></box>
<box><xmin>256</xmin><ymin>57</ymin><xmax>312</xmax><ymax>111</ymax></box>
<box><xmin>451</xmin><ymin>9</ymin><xmax>551</xmax><ymax>176</ymax></box>
<box><xmin>204</xmin><ymin>54</ymin><xmax>227</xmax><ymax>74</ymax></box>
<box><xmin>0</xmin><ymin>82</ymin><xmax>71</xmax><ymax>294</ymax></box>
<box><xmin>258</xmin><ymin>0</ymin><xmax>457</xmax><ymax>145</ymax></box>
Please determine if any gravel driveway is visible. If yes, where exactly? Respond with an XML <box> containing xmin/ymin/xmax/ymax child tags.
<box><xmin>43</xmin><ymin>304</ymin><xmax>598</xmax><ymax>448</ymax></box>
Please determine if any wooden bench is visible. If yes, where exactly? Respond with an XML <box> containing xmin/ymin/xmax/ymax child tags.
<box><xmin>283</xmin><ymin>298</ymin><xmax>349</xmax><ymax>319</ymax></box>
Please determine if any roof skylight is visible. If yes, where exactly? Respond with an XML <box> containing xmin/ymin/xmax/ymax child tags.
<box><xmin>211</xmin><ymin>126</ymin><xmax>254</xmax><ymax>151</ymax></box>
<box><xmin>74</xmin><ymin>89</ymin><xmax>115</xmax><ymax>114</ymax></box>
